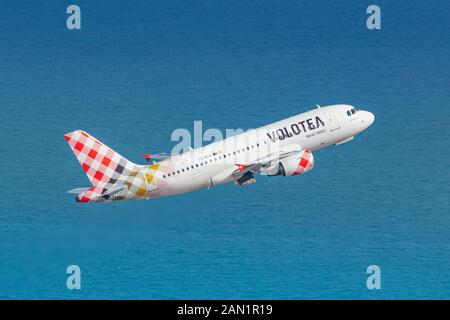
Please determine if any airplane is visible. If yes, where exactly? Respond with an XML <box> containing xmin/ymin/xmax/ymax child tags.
<box><xmin>64</xmin><ymin>104</ymin><xmax>374</xmax><ymax>202</ymax></box>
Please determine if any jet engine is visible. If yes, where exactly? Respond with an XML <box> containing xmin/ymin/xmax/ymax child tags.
<box><xmin>266</xmin><ymin>150</ymin><xmax>314</xmax><ymax>177</ymax></box>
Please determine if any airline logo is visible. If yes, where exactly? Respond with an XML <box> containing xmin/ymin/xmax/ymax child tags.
<box><xmin>267</xmin><ymin>116</ymin><xmax>325</xmax><ymax>142</ymax></box>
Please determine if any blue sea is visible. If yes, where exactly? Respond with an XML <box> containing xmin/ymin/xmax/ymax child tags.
<box><xmin>0</xmin><ymin>1</ymin><xmax>449</xmax><ymax>299</ymax></box>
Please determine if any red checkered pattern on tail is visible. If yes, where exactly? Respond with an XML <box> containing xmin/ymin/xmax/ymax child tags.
<box><xmin>64</xmin><ymin>130</ymin><xmax>135</xmax><ymax>186</ymax></box>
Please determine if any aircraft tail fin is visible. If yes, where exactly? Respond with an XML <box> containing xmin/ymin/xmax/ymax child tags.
<box><xmin>64</xmin><ymin>130</ymin><xmax>140</xmax><ymax>186</ymax></box>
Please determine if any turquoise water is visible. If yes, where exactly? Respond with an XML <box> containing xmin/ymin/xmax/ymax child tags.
<box><xmin>0</xmin><ymin>1</ymin><xmax>449</xmax><ymax>299</ymax></box>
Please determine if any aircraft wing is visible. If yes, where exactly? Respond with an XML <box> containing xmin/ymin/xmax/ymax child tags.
<box><xmin>211</xmin><ymin>144</ymin><xmax>302</xmax><ymax>184</ymax></box>
<box><xmin>235</xmin><ymin>144</ymin><xmax>302</xmax><ymax>176</ymax></box>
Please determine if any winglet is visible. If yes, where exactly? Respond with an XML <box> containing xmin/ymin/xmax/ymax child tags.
<box><xmin>144</xmin><ymin>154</ymin><xmax>152</xmax><ymax>162</ymax></box>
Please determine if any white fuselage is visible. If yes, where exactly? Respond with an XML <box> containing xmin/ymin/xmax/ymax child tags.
<box><xmin>151</xmin><ymin>104</ymin><xmax>374</xmax><ymax>197</ymax></box>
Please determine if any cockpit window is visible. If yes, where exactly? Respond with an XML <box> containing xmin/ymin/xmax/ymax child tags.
<box><xmin>347</xmin><ymin>108</ymin><xmax>359</xmax><ymax>116</ymax></box>
<box><xmin>347</xmin><ymin>110</ymin><xmax>351</xmax><ymax>116</ymax></box>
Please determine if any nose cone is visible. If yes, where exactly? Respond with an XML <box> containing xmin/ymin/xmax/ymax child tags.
<box><xmin>367</xmin><ymin>111</ymin><xmax>375</xmax><ymax>127</ymax></box>
<box><xmin>362</xmin><ymin>111</ymin><xmax>375</xmax><ymax>129</ymax></box>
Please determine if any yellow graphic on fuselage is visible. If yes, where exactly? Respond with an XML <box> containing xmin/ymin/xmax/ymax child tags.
<box><xmin>120</xmin><ymin>162</ymin><xmax>174</xmax><ymax>199</ymax></box>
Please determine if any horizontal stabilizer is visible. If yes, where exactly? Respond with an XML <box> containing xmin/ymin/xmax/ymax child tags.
<box><xmin>102</xmin><ymin>184</ymin><xmax>127</xmax><ymax>197</ymax></box>
<box><xmin>74</xmin><ymin>183</ymin><xmax>129</xmax><ymax>202</ymax></box>
<box><xmin>144</xmin><ymin>153</ymin><xmax>172</xmax><ymax>162</ymax></box>
<box><xmin>67</xmin><ymin>187</ymin><xmax>90</xmax><ymax>194</ymax></box>
<box><xmin>68</xmin><ymin>183</ymin><xmax>127</xmax><ymax>197</ymax></box>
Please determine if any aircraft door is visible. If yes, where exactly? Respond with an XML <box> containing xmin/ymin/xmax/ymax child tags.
<box><xmin>325</xmin><ymin>111</ymin><xmax>341</xmax><ymax>131</ymax></box>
